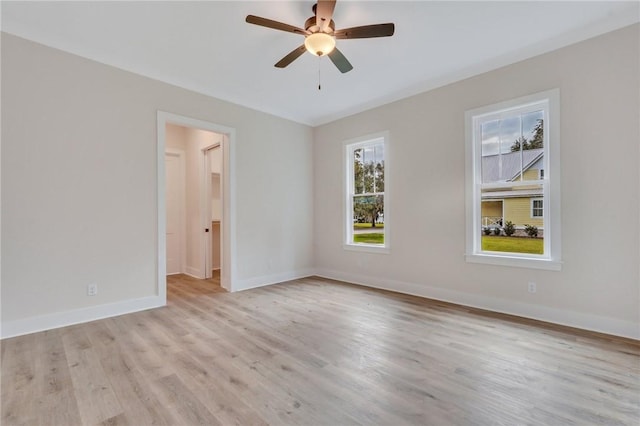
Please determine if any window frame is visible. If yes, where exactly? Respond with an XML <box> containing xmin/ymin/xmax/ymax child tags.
<box><xmin>343</xmin><ymin>132</ymin><xmax>390</xmax><ymax>254</ymax></box>
<box><xmin>465</xmin><ymin>89</ymin><xmax>562</xmax><ymax>270</ymax></box>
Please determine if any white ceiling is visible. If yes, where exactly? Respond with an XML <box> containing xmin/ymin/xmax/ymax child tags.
<box><xmin>2</xmin><ymin>1</ymin><xmax>639</xmax><ymax>126</ymax></box>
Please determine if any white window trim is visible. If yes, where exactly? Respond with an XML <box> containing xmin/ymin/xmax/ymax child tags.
<box><xmin>343</xmin><ymin>131</ymin><xmax>390</xmax><ymax>254</ymax></box>
<box><xmin>531</xmin><ymin>198</ymin><xmax>544</xmax><ymax>218</ymax></box>
<box><xmin>465</xmin><ymin>89</ymin><xmax>562</xmax><ymax>271</ymax></box>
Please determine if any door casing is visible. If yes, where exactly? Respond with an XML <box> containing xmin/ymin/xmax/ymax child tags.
<box><xmin>157</xmin><ymin>111</ymin><xmax>236</xmax><ymax>300</ymax></box>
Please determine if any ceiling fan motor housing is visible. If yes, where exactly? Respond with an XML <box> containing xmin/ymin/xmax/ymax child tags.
<box><xmin>305</xmin><ymin>16</ymin><xmax>335</xmax><ymax>34</ymax></box>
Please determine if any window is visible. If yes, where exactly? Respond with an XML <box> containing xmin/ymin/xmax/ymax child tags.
<box><xmin>465</xmin><ymin>90</ymin><xmax>561</xmax><ymax>270</ymax></box>
<box><xmin>532</xmin><ymin>199</ymin><xmax>543</xmax><ymax>218</ymax></box>
<box><xmin>344</xmin><ymin>133</ymin><xmax>389</xmax><ymax>252</ymax></box>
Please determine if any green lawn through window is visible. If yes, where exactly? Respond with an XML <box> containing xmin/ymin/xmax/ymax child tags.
<box><xmin>482</xmin><ymin>236</ymin><xmax>543</xmax><ymax>254</ymax></box>
<box><xmin>353</xmin><ymin>223</ymin><xmax>384</xmax><ymax>229</ymax></box>
<box><xmin>353</xmin><ymin>233</ymin><xmax>384</xmax><ymax>244</ymax></box>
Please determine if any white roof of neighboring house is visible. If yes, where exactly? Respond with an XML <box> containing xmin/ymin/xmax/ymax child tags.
<box><xmin>482</xmin><ymin>148</ymin><xmax>543</xmax><ymax>182</ymax></box>
<box><xmin>482</xmin><ymin>189</ymin><xmax>543</xmax><ymax>199</ymax></box>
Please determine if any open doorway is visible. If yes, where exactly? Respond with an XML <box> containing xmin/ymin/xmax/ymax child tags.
<box><xmin>164</xmin><ymin>123</ymin><xmax>223</xmax><ymax>281</ymax></box>
<box><xmin>157</xmin><ymin>112</ymin><xmax>235</xmax><ymax>300</ymax></box>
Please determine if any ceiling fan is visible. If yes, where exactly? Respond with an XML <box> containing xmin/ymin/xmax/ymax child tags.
<box><xmin>246</xmin><ymin>0</ymin><xmax>395</xmax><ymax>74</ymax></box>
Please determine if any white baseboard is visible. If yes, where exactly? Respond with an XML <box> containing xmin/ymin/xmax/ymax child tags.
<box><xmin>184</xmin><ymin>266</ymin><xmax>203</xmax><ymax>279</ymax></box>
<box><xmin>233</xmin><ymin>268</ymin><xmax>314</xmax><ymax>292</ymax></box>
<box><xmin>314</xmin><ymin>268</ymin><xmax>640</xmax><ymax>341</ymax></box>
<box><xmin>1</xmin><ymin>295</ymin><xmax>165</xmax><ymax>339</ymax></box>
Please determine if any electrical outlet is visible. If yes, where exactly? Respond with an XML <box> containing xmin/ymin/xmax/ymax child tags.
<box><xmin>528</xmin><ymin>282</ymin><xmax>537</xmax><ymax>293</ymax></box>
<box><xmin>87</xmin><ymin>283</ymin><xmax>98</xmax><ymax>296</ymax></box>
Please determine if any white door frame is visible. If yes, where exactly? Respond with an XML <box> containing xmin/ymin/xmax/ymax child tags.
<box><xmin>165</xmin><ymin>148</ymin><xmax>186</xmax><ymax>275</ymax></box>
<box><xmin>157</xmin><ymin>111</ymin><xmax>236</xmax><ymax>299</ymax></box>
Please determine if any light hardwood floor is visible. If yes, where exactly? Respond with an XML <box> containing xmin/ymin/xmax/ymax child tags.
<box><xmin>2</xmin><ymin>275</ymin><xmax>639</xmax><ymax>425</ymax></box>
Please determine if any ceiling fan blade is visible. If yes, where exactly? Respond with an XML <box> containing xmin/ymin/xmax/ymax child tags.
<box><xmin>334</xmin><ymin>23</ymin><xmax>395</xmax><ymax>39</ymax></box>
<box><xmin>246</xmin><ymin>15</ymin><xmax>309</xmax><ymax>36</ymax></box>
<box><xmin>316</xmin><ymin>0</ymin><xmax>336</xmax><ymax>32</ymax></box>
<box><xmin>275</xmin><ymin>45</ymin><xmax>307</xmax><ymax>68</ymax></box>
<box><xmin>328</xmin><ymin>48</ymin><xmax>353</xmax><ymax>73</ymax></box>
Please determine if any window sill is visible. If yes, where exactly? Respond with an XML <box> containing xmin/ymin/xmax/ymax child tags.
<box><xmin>344</xmin><ymin>243</ymin><xmax>390</xmax><ymax>254</ymax></box>
<box><xmin>465</xmin><ymin>253</ymin><xmax>562</xmax><ymax>271</ymax></box>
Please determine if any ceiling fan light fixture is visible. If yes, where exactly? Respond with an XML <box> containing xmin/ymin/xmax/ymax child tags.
<box><xmin>304</xmin><ymin>32</ymin><xmax>335</xmax><ymax>56</ymax></box>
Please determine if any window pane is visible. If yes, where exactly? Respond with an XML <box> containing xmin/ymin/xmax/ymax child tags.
<box><xmin>353</xmin><ymin>195</ymin><xmax>384</xmax><ymax>245</ymax></box>
<box><xmin>374</xmin><ymin>144</ymin><xmax>384</xmax><ymax>192</ymax></box>
<box><xmin>499</xmin><ymin>116</ymin><xmax>521</xmax><ymax>156</ymax></box>
<box><xmin>363</xmin><ymin>147</ymin><xmax>375</xmax><ymax>193</ymax></box>
<box><xmin>481</xmin><ymin>119</ymin><xmax>500</xmax><ymax>157</ymax></box>
<box><xmin>523</xmin><ymin>111</ymin><xmax>544</xmax><ymax>151</ymax></box>
<box><xmin>521</xmin><ymin>111</ymin><xmax>544</xmax><ymax>182</ymax></box>
<box><xmin>481</xmin><ymin>110</ymin><xmax>544</xmax><ymax>184</ymax></box>
<box><xmin>480</xmin><ymin>184</ymin><xmax>544</xmax><ymax>255</ymax></box>
<box><xmin>353</xmin><ymin>148</ymin><xmax>364</xmax><ymax>194</ymax></box>
<box><xmin>482</xmin><ymin>117</ymin><xmax>522</xmax><ymax>183</ymax></box>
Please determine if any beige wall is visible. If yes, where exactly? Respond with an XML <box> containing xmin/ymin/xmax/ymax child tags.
<box><xmin>1</xmin><ymin>34</ymin><xmax>314</xmax><ymax>330</ymax></box>
<box><xmin>313</xmin><ymin>24</ymin><xmax>640</xmax><ymax>337</ymax></box>
<box><xmin>165</xmin><ymin>123</ymin><xmax>187</xmax><ymax>151</ymax></box>
<box><xmin>209</xmin><ymin>147</ymin><xmax>222</xmax><ymax>222</ymax></box>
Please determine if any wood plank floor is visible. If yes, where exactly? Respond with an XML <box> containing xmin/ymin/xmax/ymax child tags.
<box><xmin>2</xmin><ymin>275</ymin><xmax>639</xmax><ymax>425</ymax></box>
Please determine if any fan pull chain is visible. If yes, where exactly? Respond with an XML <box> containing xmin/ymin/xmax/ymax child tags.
<box><xmin>318</xmin><ymin>56</ymin><xmax>322</xmax><ymax>91</ymax></box>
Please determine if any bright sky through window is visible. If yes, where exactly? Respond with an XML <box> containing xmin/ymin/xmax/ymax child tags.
<box><xmin>481</xmin><ymin>110</ymin><xmax>543</xmax><ymax>156</ymax></box>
